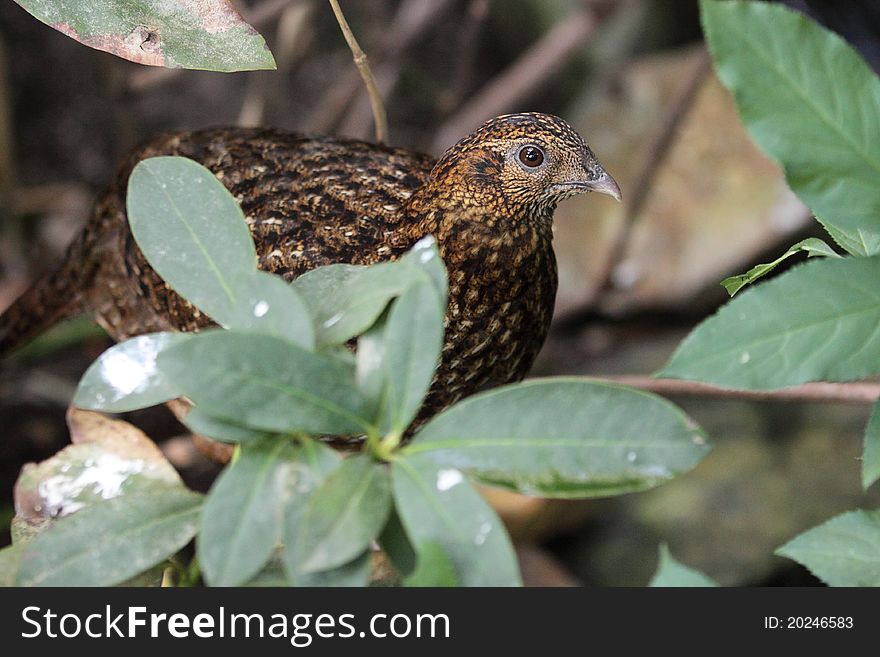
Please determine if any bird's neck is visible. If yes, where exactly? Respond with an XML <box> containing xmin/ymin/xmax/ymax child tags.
<box><xmin>398</xmin><ymin>179</ymin><xmax>556</xmax><ymax>258</ymax></box>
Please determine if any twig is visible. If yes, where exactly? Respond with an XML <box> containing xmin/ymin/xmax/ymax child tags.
<box><xmin>308</xmin><ymin>0</ymin><xmax>453</xmax><ymax>136</ymax></box>
<box><xmin>600</xmin><ymin>375</ymin><xmax>880</xmax><ymax>405</ymax></box>
<box><xmin>327</xmin><ymin>0</ymin><xmax>387</xmax><ymax>143</ymax></box>
<box><xmin>430</xmin><ymin>4</ymin><xmax>601</xmax><ymax>153</ymax></box>
<box><xmin>591</xmin><ymin>49</ymin><xmax>712</xmax><ymax>298</ymax></box>
<box><xmin>337</xmin><ymin>0</ymin><xmax>456</xmax><ymax>138</ymax></box>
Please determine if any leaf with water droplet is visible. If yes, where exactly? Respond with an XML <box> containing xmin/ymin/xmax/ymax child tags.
<box><xmin>405</xmin><ymin>378</ymin><xmax>709</xmax><ymax>498</ymax></box>
<box><xmin>661</xmin><ymin>256</ymin><xmax>880</xmax><ymax>389</ymax></box>
<box><xmin>73</xmin><ymin>332</ymin><xmax>192</xmax><ymax>412</ymax></box>
<box><xmin>391</xmin><ymin>455</ymin><xmax>521</xmax><ymax>586</ymax></box>
<box><xmin>225</xmin><ymin>271</ymin><xmax>314</xmax><ymax>349</ymax></box>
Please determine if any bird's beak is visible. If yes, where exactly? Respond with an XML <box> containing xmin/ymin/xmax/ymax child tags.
<box><xmin>587</xmin><ymin>170</ymin><xmax>622</xmax><ymax>202</ymax></box>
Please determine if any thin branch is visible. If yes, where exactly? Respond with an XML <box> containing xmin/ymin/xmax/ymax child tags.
<box><xmin>307</xmin><ymin>0</ymin><xmax>453</xmax><ymax>136</ymax></box>
<box><xmin>327</xmin><ymin>0</ymin><xmax>387</xmax><ymax>143</ymax></box>
<box><xmin>430</xmin><ymin>4</ymin><xmax>600</xmax><ymax>153</ymax></box>
<box><xmin>337</xmin><ymin>0</ymin><xmax>456</xmax><ymax>138</ymax></box>
<box><xmin>600</xmin><ymin>375</ymin><xmax>880</xmax><ymax>405</ymax></box>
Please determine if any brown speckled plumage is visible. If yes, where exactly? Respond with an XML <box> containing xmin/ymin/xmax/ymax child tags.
<box><xmin>0</xmin><ymin>112</ymin><xmax>619</xmax><ymax>426</ymax></box>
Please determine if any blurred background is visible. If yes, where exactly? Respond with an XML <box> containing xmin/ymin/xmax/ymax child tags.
<box><xmin>1</xmin><ymin>0</ymin><xmax>879</xmax><ymax>585</ymax></box>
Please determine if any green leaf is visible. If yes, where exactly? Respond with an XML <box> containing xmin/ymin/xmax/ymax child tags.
<box><xmin>701</xmin><ymin>0</ymin><xmax>880</xmax><ymax>255</ymax></box>
<box><xmin>73</xmin><ymin>332</ymin><xmax>191</xmax><ymax>412</ymax></box>
<box><xmin>16</xmin><ymin>489</ymin><xmax>203</xmax><ymax>586</ymax></box>
<box><xmin>391</xmin><ymin>456</ymin><xmax>521</xmax><ymax>586</ymax></box>
<box><xmin>0</xmin><ymin>544</ymin><xmax>24</xmax><ymax>587</ymax></box>
<box><xmin>15</xmin><ymin>0</ymin><xmax>276</xmax><ymax>72</ymax></box>
<box><xmin>282</xmin><ymin>442</ymin><xmax>376</xmax><ymax>586</ymax></box>
<box><xmin>13</xmin><ymin>409</ymin><xmax>185</xmax><ymax>538</ymax></box>
<box><xmin>403</xmin><ymin>542</ymin><xmax>459</xmax><ymax>587</ymax></box>
<box><xmin>777</xmin><ymin>509</ymin><xmax>880</xmax><ymax>586</ymax></box>
<box><xmin>650</xmin><ymin>544</ymin><xmax>717</xmax><ymax>587</ymax></box>
<box><xmin>406</xmin><ymin>379</ymin><xmax>709</xmax><ymax>498</ymax></box>
<box><xmin>299</xmin><ymin>454</ymin><xmax>392</xmax><ymax>573</ymax></box>
<box><xmin>127</xmin><ymin>157</ymin><xmax>257</xmax><ymax>326</ymax></box>
<box><xmin>401</xmin><ymin>236</ymin><xmax>449</xmax><ymax>311</ymax></box>
<box><xmin>245</xmin><ymin>552</ymin><xmax>371</xmax><ymax>587</ymax></box>
<box><xmin>721</xmin><ymin>238</ymin><xmax>840</xmax><ymax>297</ymax></box>
<box><xmin>378</xmin><ymin>510</ymin><xmax>417</xmax><ymax>578</ymax></box>
<box><xmin>294</xmin><ymin>261</ymin><xmax>428</xmax><ymax>347</ymax></box>
<box><xmin>226</xmin><ymin>271</ymin><xmax>315</xmax><ymax>349</ymax></box>
<box><xmin>182</xmin><ymin>407</ymin><xmax>280</xmax><ymax>444</ymax></box>
<box><xmin>198</xmin><ymin>437</ymin><xmax>298</xmax><ymax>586</ymax></box>
<box><xmin>864</xmin><ymin>401</ymin><xmax>880</xmax><ymax>491</ymax></box>
<box><xmin>158</xmin><ymin>330</ymin><xmax>373</xmax><ymax>435</ymax></box>
<box><xmin>661</xmin><ymin>256</ymin><xmax>880</xmax><ymax>389</ymax></box>
<box><xmin>372</xmin><ymin>281</ymin><xmax>443</xmax><ymax>434</ymax></box>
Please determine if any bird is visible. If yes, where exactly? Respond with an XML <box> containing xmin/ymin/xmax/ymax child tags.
<box><xmin>0</xmin><ymin>112</ymin><xmax>620</xmax><ymax>428</ymax></box>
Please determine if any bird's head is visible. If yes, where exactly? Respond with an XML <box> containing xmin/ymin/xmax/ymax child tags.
<box><xmin>428</xmin><ymin>112</ymin><xmax>620</xmax><ymax>219</ymax></box>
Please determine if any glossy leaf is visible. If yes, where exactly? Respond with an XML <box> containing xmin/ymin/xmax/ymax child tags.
<box><xmin>721</xmin><ymin>238</ymin><xmax>840</xmax><ymax>297</ymax></box>
<box><xmin>701</xmin><ymin>0</ymin><xmax>880</xmax><ymax>255</ymax></box>
<box><xmin>198</xmin><ymin>438</ymin><xmax>299</xmax><ymax>586</ymax></box>
<box><xmin>15</xmin><ymin>0</ymin><xmax>276</xmax><ymax>71</ymax></box>
<box><xmin>661</xmin><ymin>256</ymin><xmax>880</xmax><ymax>389</ymax></box>
<box><xmin>650</xmin><ymin>544</ymin><xmax>717</xmax><ymax>587</ymax></box>
<box><xmin>294</xmin><ymin>262</ymin><xmax>429</xmax><ymax>346</ymax></box>
<box><xmin>226</xmin><ymin>271</ymin><xmax>315</xmax><ymax>349</ymax></box>
<box><xmin>158</xmin><ymin>330</ymin><xmax>373</xmax><ymax>435</ymax></box>
<box><xmin>391</xmin><ymin>457</ymin><xmax>521</xmax><ymax>586</ymax></box>
<box><xmin>864</xmin><ymin>401</ymin><xmax>880</xmax><ymax>491</ymax></box>
<box><xmin>16</xmin><ymin>489</ymin><xmax>203</xmax><ymax>586</ymax></box>
<box><xmin>406</xmin><ymin>379</ymin><xmax>709</xmax><ymax>498</ymax></box>
<box><xmin>777</xmin><ymin>509</ymin><xmax>880</xmax><ymax>586</ymax></box>
<box><xmin>73</xmin><ymin>332</ymin><xmax>191</xmax><ymax>412</ymax></box>
<box><xmin>401</xmin><ymin>236</ymin><xmax>448</xmax><ymax>312</ymax></box>
<box><xmin>299</xmin><ymin>454</ymin><xmax>392</xmax><ymax>573</ymax></box>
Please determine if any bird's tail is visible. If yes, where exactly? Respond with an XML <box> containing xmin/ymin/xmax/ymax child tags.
<box><xmin>0</xmin><ymin>215</ymin><xmax>101</xmax><ymax>357</ymax></box>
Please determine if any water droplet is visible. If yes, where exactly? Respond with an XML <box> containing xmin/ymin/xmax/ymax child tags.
<box><xmin>323</xmin><ymin>313</ymin><xmax>344</xmax><ymax>328</ymax></box>
<box><xmin>626</xmin><ymin>451</ymin><xmax>637</xmax><ymax>463</ymax></box>
<box><xmin>436</xmin><ymin>468</ymin><xmax>463</xmax><ymax>492</ymax></box>
<box><xmin>739</xmin><ymin>351</ymin><xmax>751</xmax><ymax>364</ymax></box>
<box><xmin>253</xmin><ymin>300</ymin><xmax>270</xmax><ymax>317</ymax></box>
<box><xmin>474</xmin><ymin>521</ymin><xmax>492</xmax><ymax>546</ymax></box>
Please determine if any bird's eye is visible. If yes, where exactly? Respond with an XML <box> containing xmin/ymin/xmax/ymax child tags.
<box><xmin>517</xmin><ymin>145</ymin><xmax>545</xmax><ymax>168</ymax></box>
